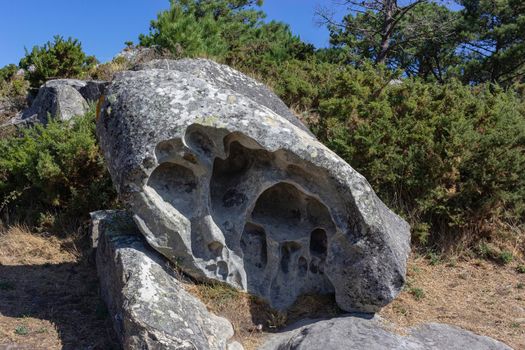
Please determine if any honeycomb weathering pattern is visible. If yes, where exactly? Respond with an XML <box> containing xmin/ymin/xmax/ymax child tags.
<box><xmin>96</xmin><ymin>58</ymin><xmax>411</xmax><ymax>313</ymax></box>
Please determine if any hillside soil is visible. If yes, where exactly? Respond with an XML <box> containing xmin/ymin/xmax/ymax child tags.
<box><xmin>0</xmin><ymin>226</ymin><xmax>523</xmax><ymax>349</ymax></box>
<box><xmin>0</xmin><ymin>226</ymin><xmax>117</xmax><ymax>350</ymax></box>
<box><xmin>380</xmin><ymin>255</ymin><xmax>525</xmax><ymax>350</ymax></box>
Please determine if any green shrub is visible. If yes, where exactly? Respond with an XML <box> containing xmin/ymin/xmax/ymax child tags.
<box><xmin>0</xmin><ymin>107</ymin><xmax>117</xmax><ymax>228</ymax></box>
<box><xmin>139</xmin><ymin>2</ymin><xmax>525</xmax><ymax>252</ymax></box>
<box><xmin>309</xmin><ymin>63</ymin><xmax>525</xmax><ymax>248</ymax></box>
<box><xmin>19</xmin><ymin>35</ymin><xmax>97</xmax><ymax>89</ymax></box>
<box><xmin>409</xmin><ymin>287</ymin><xmax>425</xmax><ymax>301</ymax></box>
<box><xmin>0</xmin><ymin>73</ymin><xmax>29</xmax><ymax>111</ymax></box>
<box><xmin>14</xmin><ymin>326</ymin><xmax>28</xmax><ymax>336</ymax></box>
<box><xmin>0</xmin><ymin>64</ymin><xmax>29</xmax><ymax>129</ymax></box>
<box><xmin>499</xmin><ymin>250</ymin><xmax>514</xmax><ymax>265</ymax></box>
<box><xmin>0</xmin><ymin>64</ymin><xmax>18</xmax><ymax>82</ymax></box>
<box><xmin>428</xmin><ymin>252</ymin><xmax>441</xmax><ymax>266</ymax></box>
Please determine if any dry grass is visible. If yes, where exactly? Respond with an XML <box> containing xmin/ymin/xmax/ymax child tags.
<box><xmin>0</xmin><ymin>225</ymin><xmax>116</xmax><ymax>350</ymax></box>
<box><xmin>187</xmin><ymin>253</ymin><xmax>523</xmax><ymax>350</ymax></box>
<box><xmin>184</xmin><ymin>282</ymin><xmax>341</xmax><ymax>350</ymax></box>
<box><xmin>0</xmin><ymin>226</ymin><xmax>78</xmax><ymax>265</ymax></box>
<box><xmin>380</xmin><ymin>254</ymin><xmax>525</xmax><ymax>350</ymax></box>
<box><xmin>1</xmin><ymin>224</ymin><xmax>522</xmax><ymax>349</ymax></box>
<box><xmin>184</xmin><ymin>282</ymin><xmax>270</xmax><ymax>349</ymax></box>
<box><xmin>89</xmin><ymin>57</ymin><xmax>132</xmax><ymax>82</ymax></box>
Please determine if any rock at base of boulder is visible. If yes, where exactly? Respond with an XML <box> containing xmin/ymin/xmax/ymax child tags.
<box><xmin>92</xmin><ymin>210</ymin><xmax>241</xmax><ymax>350</ymax></box>
<box><xmin>96</xmin><ymin>58</ymin><xmax>411</xmax><ymax>313</ymax></box>
<box><xmin>259</xmin><ymin>316</ymin><xmax>512</xmax><ymax>350</ymax></box>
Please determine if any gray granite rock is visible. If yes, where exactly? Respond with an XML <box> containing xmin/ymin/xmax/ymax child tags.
<box><xmin>93</xmin><ymin>210</ymin><xmax>239</xmax><ymax>350</ymax></box>
<box><xmin>259</xmin><ymin>316</ymin><xmax>513</xmax><ymax>350</ymax></box>
<box><xmin>16</xmin><ymin>79</ymin><xmax>107</xmax><ymax>125</ymax></box>
<box><xmin>77</xmin><ymin>80</ymin><xmax>108</xmax><ymax>102</ymax></box>
<box><xmin>133</xmin><ymin>59</ymin><xmax>310</xmax><ymax>134</ymax></box>
<box><xmin>96</xmin><ymin>58</ymin><xmax>410</xmax><ymax>313</ymax></box>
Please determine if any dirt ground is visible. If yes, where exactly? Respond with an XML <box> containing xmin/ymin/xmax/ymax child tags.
<box><xmin>380</xmin><ymin>255</ymin><xmax>525</xmax><ymax>350</ymax></box>
<box><xmin>0</xmin><ymin>226</ymin><xmax>117</xmax><ymax>350</ymax></box>
<box><xmin>0</xmin><ymin>226</ymin><xmax>523</xmax><ymax>349</ymax></box>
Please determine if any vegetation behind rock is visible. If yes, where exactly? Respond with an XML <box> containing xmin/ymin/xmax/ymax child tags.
<box><xmin>19</xmin><ymin>35</ymin><xmax>97</xmax><ymax>90</ymax></box>
<box><xmin>1</xmin><ymin>0</ymin><xmax>524</xmax><ymax>258</ymax></box>
<box><xmin>0</xmin><ymin>107</ymin><xmax>116</xmax><ymax>230</ymax></box>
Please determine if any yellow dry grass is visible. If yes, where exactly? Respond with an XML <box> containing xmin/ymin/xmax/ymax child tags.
<box><xmin>1</xmin><ymin>225</ymin><xmax>522</xmax><ymax>349</ymax></box>
<box><xmin>380</xmin><ymin>254</ymin><xmax>525</xmax><ymax>350</ymax></box>
<box><xmin>0</xmin><ymin>225</ymin><xmax>78</xmax><ymax>265</ymax></box>
<box><xmin>184</xmin><ymin>282</ymin><xmax>341</xmax><ymax>350</ymax></box>
<box><xmin>184</xmin><ymin>282</ymin><xmax>269</xmax><ymax>349</ymax></box>
<box><xmin>0</xmin><ymin>225</ymin><xmax>115</xmax><ymax>349</ymax></box>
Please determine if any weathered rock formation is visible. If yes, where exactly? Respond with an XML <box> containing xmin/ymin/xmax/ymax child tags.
<box><xmin>15</xmin><ymin>79</ymin><xmax>107</xmax><ymax>124</ymax></box>
<box><xmin>259</xmin><ymin>316</ymin><xmax>513</xmax><ymax>350</ymax></box>
<box><xmin>96</xmin><ymin>58</ymin><xmax>411</xmax><ymax>313</ymax></box>
<box><xmin>93</xmin><ymin>210</ymin><xmax>242</xmax><ymax>350</ymax></box>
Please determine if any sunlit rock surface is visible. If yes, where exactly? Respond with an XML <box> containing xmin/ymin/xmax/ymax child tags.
<box><xmin>96</xmin><ymin>58</ymin><xmax>411</xmax><ymax>313</ymax></box>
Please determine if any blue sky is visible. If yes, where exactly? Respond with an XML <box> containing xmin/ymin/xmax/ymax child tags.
<box><xmin>0</xmin><ymin>0</ymin><xmax>339</xmax><ymax>67</ymax></box>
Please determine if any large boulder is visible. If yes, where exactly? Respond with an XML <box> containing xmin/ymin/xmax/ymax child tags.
<box><xmin>96</xmin><ymin>58</ymin><xmax>411</xmax><ymax>313</ymax></box>
<box><xmin>259</xmin><ymin>316</ymin><xmax>513</xmax><ymax>350</ymax></box>
<box><xmin>93</xmin><ymin>210</ymin><xmax>241</xmax><ymax>350</ymax></box>
<box><xmin>17</xmin><ymin>79</ymin><xmax>107</xmax><ymax>124</ymax></box>
<box><xmin>133</xmin><ymin>59</ymin><xmax>310</xmax><ymax>134</ymax></box>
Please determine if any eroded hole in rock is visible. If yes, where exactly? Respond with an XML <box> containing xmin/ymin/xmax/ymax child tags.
<box><xmin>214</xmin><ymin>141</ymin><xmax>252</xmax><ymax>177</ymax></box>
<box><xmin>310</xmin><ymin>260</ymin><xmax>319</xmax><ymax>274</ymax></box>
<box><xmin>210</xmin><ymin>141</ymin><xmax>260</xmax><ymax>218</ymax></box>
<box><xmin>310</xmin><ymin>229</ymin><xmax>327</xmax><ymax>259</ymax></box>
<box><xmin>251</xmin><ymin>183</ymin><xmax>304</xmax><ymax>237</ymax></box>
<box><xmin>186</xmin><ymin>129</ymin><xmax>215</xmax><ymax>156</ymax></box>
<box><xmin>241</xmin><ymin>223</ymin><xmax>268</xmax><ymax>271</ymax></box>
<box><xmin>306</xmin><ymin>198</ymin><xmax>332</xmax><ymax>227</ymax></box>
<box><xmin>280</xmin><ymin>242</ymin><xmax>301</xmax><ymax>274</ymax></box>
<box><xmin>146</xmin><ymin>162</ymin><xmax>197</xmax><ymax>217</ymax></box>
<box><xmin>208</xmin><ymin>241</ymin><xmax>223</xmax><ymax>256</ymax></box>
<box><xmin>247</xmin><ymin>182</ymin><xmax>337</xmax><ymax>308</ymax></box>
<box><xmin>298</xmin><ymin>256</ymin><xmax>308</xmax><ymax>277</ymax></box>
<box><xmin>156</xmin><ymin>140</ymin><xmax>175</xmax><ymax>154</ymax></box>
<box><xmin>155</xmin><ymin>138</ymin><xmax>187</xmax><ymax>163</ymax></box>
<box><xmin>217</xmin><ymin>261</ymin><xmax>228</xmax><ymax>279</ymax></box>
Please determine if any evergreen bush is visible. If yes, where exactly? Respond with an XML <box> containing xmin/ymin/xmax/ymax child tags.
<box><xmin>19</xmin><ymin>35</ymin><xmax>97</xmax><ymax>89</ymax></box>
<box><xmin>312</xmin><ymin>64</ymin><xmax>525</xmax><ymax>247</ymax></box>
<box><xmin>0</xmin><ymin>107</ymin><xmax>117</xmax><ymax>228</ymax></box>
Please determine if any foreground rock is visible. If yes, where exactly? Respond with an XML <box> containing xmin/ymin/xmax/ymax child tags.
<box><xmin>13</xmin><ymin>79</ymin><xmax>107</xmax><ymax>125</ymax></box>
<box><xmin>96</xmin><ymin>58</ymin><xmax>411</xmax><ymax>313</ymax></box>
<box><xmin>259</xmin><ymin>316</ymin><xmax>513</xmax><ymax>350</ymax></box>
<box><xmin>93</xmin><ymin>210</ymin><xmax>241</xmax><ymax>350</ymax></box>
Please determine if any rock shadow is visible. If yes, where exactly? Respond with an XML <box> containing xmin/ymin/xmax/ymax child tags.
<box><xmin>0</xmin><ymin>261</ymin><xmax>118</xmax><ymax>349</ymax></box>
